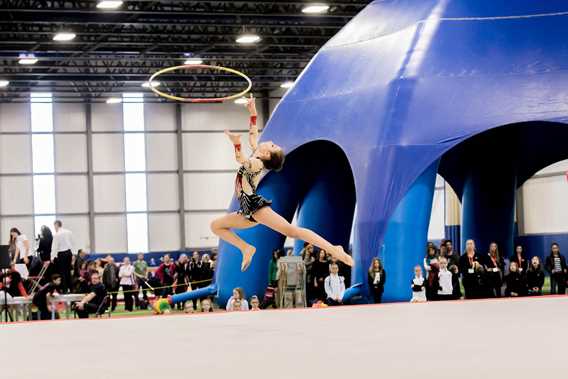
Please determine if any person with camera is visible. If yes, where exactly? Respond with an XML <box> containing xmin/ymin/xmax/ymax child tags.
<box><xmin>74</xmin><ymin>272</ymin><xmax>107</xmax><ymax>318</ymax></box>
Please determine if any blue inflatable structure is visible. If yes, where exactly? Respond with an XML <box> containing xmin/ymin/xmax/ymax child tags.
<box><xmin>173</xmin><ymin>0</ymin><xmax>568</xmax><ymax>306</ymax></box>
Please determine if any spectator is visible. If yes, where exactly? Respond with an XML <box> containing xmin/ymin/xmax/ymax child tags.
<box><xmin>189</xmin><ymin>251</ymin><xmax>204</xmax><ymax>311</ymax></box>
<box><xmin>410</xmin><ymin>265</ymin><xmax>426</xmax><ymax>302</ymax></box>
<box><xmin>425</xmin><ymin>258</ymin><xmax>439</xmax><ymax>301</ymax></box>
<box><xmin>32</xmin><ymin>274</ymin><xmax>62</xmax><ymax>320</ymax></box>
<box><xmin>505</xmin><ymin>262</ymin><xmax>526</xmax><ymax>297</ymax></box>
<box><xmin>0</xmin><ymin>264</ymin><xmax>28</xmax><ymax>298</ymax></box>
<box><xmin>510</xmin><ymin>245</ymin><xmax>528</xmax><ymax>274</ymax></box>
<box><xmin>250</xmin><ymin>295</ymin><xmax>261</xmax><ymax>311</ymax></box>
<box><xmin>459</xmin><ymin>239</ymin><xmax>483</xmax><ymax>299</ymax></box>
<box><xmin>437</xmin><ymin>257</ymin><xmax>453</xmax><ymax>301</ymax></box>
<box><xmin>439</xmin><ymin>239</ymin><xmax>448</xmax><ymax>259</ymax></box>
<box><xmin>37</xmin><ymin>225</ymin><xmax>53</xmax><ymax>263</ymax></box>
<box><xmin>94</xmin><ymin>258</ymin><xmax>104</xmax><ymax>277</ymax></box>
<box><xmin>484</xmin><ymin>242</ymin><xmax>504</xmax><ymax>298</ymax></box>
<box><xmin>9</xmin><ymin>227</ymin><xmax>31</xmax><ymax>266</ymax></box>
<box><xmin>423</xmin><ymin>243</ymin><xmax>438</xmax><ymax>275</ymax></box>
<box><xmin>226</xmin><ymin>287</ymin><xmax>249</xmax><ymax>311</ymax></box>
<box><xmin>368</xmin><ymin>257</ymin><xmax>386</xmax><ymax>304</ymax></box>
<box><xmin>74</xmin><ymin>261</ymin><xmax>90</xmax><ymax>294</ymax></box>
<box><xmin>155</xmin><ymin>254</ymin><xmax>176</xmax><ymax>297</ymax></box>
<box><xmin>174</xmin><ymin>254</ymin><xmax>190</xmax><ymax>310</ymax></box>
<box><xmin>449</xmin><ymin>264</ymin><xmax>462</xmax><ymax>299</ymax></box>
<box><xmin>201</xmin><ymin>254</ymin><xmax>214</xmax><ymax>286</ymax></box>
<box><xmin>230</xmin><ymin>299</ymin><xmax>243</xmax><ymax>312</ymax></box>
<box><xmin>51</xmin><ymin>220</ymin><xmax>74</xmax><ymax>293</ymax></box>
<box><xmin>102</xmin><ymin>255</ymin><xmax>119</xmax><ymax>312</ymax></box>
<box><xmin>301</xmin><ymin>244</ymin><xmax>315</xmax><ymax>300</ymax></box>
<box><xmin>268</xmin><ymin>249</ymin><xmax>281</xmax><ymax>287</ymax></box>
<box><xmin>74</xmin><ymin>272</ymin><xmax>107</xmax><ymax>318</ymax></box>
<box><xmin>73</xmin><ymin>249</ymin><xmax>87</xmax><ymax>283</ymax></box>
<box><xmin>133</xmin><ymin>253</ymin><xmax>149</xmax><ymax>308</ymax></box>
<box><xmin>324</xmin><ymin>263</ymin><xmax>345</xmax><ymax>306</ymax></box>
<box><xmin>526</xmin><ymin>257</ymin><xmax>545</xmax><ymax>296</ymax></box>
<box><xmin>200</xmin><ymin>298</ymin><xmax>213</xmax><ymax>313</ymax></box>
<box><xmin>444</xmin><ymin>240</ymin><xmax>460</xmax><ymax>270</ymax></box>
<box><xmin>312</xmin><ymin>249</ymin><xmax>329</xmax><ymax>301</ymax></box>
<box><xmin>545</xmin><ymin>242</ymin><xmax>567</xmax><ymax>295</ymax></box>
<box><xmin>119</xmin><ymin>257</ymin><xmax>135</xmax><ymax>312</ymax></box>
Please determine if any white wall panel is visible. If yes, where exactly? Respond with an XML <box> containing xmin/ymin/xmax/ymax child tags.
<box><xmin>182</xmin><ymin>101</ymin><xmax>264</xmax><ymax>131</ymax></box>
<box><xmin>53</xmin><ymin>103</ymin><xmax>86</xmax><ymax>132</ymax></box>
<box><xmin>0</xmin><ymin>104</ymin><xmax>31</xmax><ymax>132</ymax></box>
<box><xmin>0</xmin><ymin>176</ymin><xmax>33</xmax><ymax>215</ymax></box>
<box><xmin>145</xmin><ymin>103</ymin><xmax>176</xmax><ymax>131</ymax></box>
<box><xmin>56</xmin><ymin>175</ymin><xmax>89</xmax><ymax>213</ymax></box>
<box><xmin>91</xmin><ymin>103</ymin><xmax>123</xmax><ymax>131</ymax></box>
<box><xmin>0</xmin><ymin>217</ymin><xmax>34</xmax><ymax>245</ymax></box>
<box><xmin>93</xmin><ymin>174</ymin><xmax>125</xmax><ymax>212</ymax></box>
<box><xmin>184</xmin><ymin>172</ymin><xmax>234</xmax><ymax>211</ymax></box>
<box><xmin>146</xmin><ymin>133</ymin><xmax>177</xmax><ymax>171</ymax></box>
<box><xmin>428</xmin><ymin>188</ymin><xmax>445</xmax><ymax>240</ymax></box>
<box><xmin>94</xmin><ymin>215</ymin><xmax>127</xmax><ymax>253</ymax></box>
<box><xmin>149</xmin><ymin>213</ymin><xmax>180</xmax><ymax>251</ymax></box>
<box><xmin>92</xmin><ymin>133</ymin><xmax>124</xmax><ymax>172</ymax></box>
<box><xmin>0</xmin><ymin>135</ymin><xmax>32</xmax><ymax>173</ymax></box>
<box><xmin>60</xmin><ymin>215</ymin><xmax>90</xmax><ymax>251</ymax></box>
<box><xmin>55</xmin><ymin>134</ymin><xmax>87</xmax><ymax>173</ymax></box>
<box><xmin>185</xmin><ymin>212</ymin><xmax>224</xmax><ymax>248</ymax></box>
<box><xmin>183</xmin><ymin>132</ymin><xmax>251</xmax><ymax>171</ymax></box>
<box><xmin>522</xmin><ymin>175</ymin><xmax>568</xmax><ymax>234</ymax></box>
<box><xmin>147</xmin><ymin>173</ymin><xmax>179</xmax><ymax>211</ymax></box>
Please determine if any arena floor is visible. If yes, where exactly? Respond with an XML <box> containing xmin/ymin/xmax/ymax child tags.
<box><xmin>1</xmin><ymin>296</ymin><xmax>567</xmax><ymax>378</ymax></box>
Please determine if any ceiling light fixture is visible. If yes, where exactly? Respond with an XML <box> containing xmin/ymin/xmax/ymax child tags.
<box><xmin>280</xmin><ymin>81</ymin><xmax>295</xmax><ymax>89</ymax></box>
<box><xmin>53</xmin><ymin>32</ymin><xmax>76</xmax><ymax>42</ymax></box>
<box><xmin>106</xmin><ymin>97</ymin><xmax>122</xmax><ymax>104</ymax></box>
<box><xmin>184</xmin><ymin>58</ymin><xmax>204</xmax><ymax>65</ymax></box>
<box><xmin>141</xmin><ymin>81</ymin><xmax>160</xmax><ymax>88</ymax></box>
<box><xmin>302</xmin><ymin>3</ymin><xmax>330</xmax><ymax>14</ymax></box>
<box><xmin>236</xmin><ymin>33</ymin><xmax>261</xmax><ymax>44</ymax></box>
<box><xmin>0</xmin><ymin>80</ymin><xmax>9</xmax><ymax>88</ymax></box>
<box><xmin>96</xmin><ymin>1</ymin><xmax>123</xmax><ymax>10</ymax></box>
<box><xmin>234</xmin><ymin>97</ymin><xmax>248</xmax><ymax>105</ymax></box>
<box><xmin>18</xmin><ymin>54</ymin><xmax>38</xmax><ymax>65</ymax></box>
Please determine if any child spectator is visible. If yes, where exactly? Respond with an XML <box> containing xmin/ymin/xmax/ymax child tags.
<box><xmin>32</xmin><ymin>274</ymin><xmax>62</xmax><ymax>320</ymax></box>
<box><xmin>74</xmin><ymin>272</ymin><xmax>107</xmax><ymax>318</ymax></box>
<box><xmin>505</xmin><ymin>262</ymin><xmax>526</xmax><ymax>297</ymax></box>
<box><xmin>410</xmin><ymin>265</ymin><xmax>426</xmax><ymax>302</ymax></box>
<box><xmin>423</xmin><ymin>243</ymin><xmax>438</xmax><ymax>275</ymax></box>
<box><xmin>250</xmin><ymin>295</ymin><xmax>261</xmax><ymax>311</ymax></box>
<box><xmin>225</xmin><ymin>287</ymin><xmax>249</xmax><ymax>311</ymax></box>
<box><xmin>484</xmin><ymin>242</ymin><xmax>504</xmax><ymax>298</ymax></box>
<box><xmin>437</xmin><ymin>257</ymin><xmax>453</xmax><ymax>300</ymax></box>
<box><xmin>324</xmin><ymin>263</ymin><xmax>345</xmax><ymax>306</ymax></box>
<box><xmin>545</xmin><ymin>243</ymin><xmax>567</xmax><ymax>295</ymax></box>
<box><xmin>526</xmin><ymin>256</ymin><xmax>545</xmax><ymax>296</ymax></box>
<box><xmin>230</xmin><ymin>299</ymin><xmax>242</xmax><ymax>312</ymax></box>
<box><xmin>368</xmin><ymin>257</ymin><xmax>386</xmax><ymax>303</ymax></box>
<box><xmin>200</xmin><ymin>298</ymin><xmax>213</xmax><ymax>313</ymax></box>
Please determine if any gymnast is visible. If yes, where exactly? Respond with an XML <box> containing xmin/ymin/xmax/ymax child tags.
<box><xmin>211</xmin><ymin>96</ymin><xmax>354</xmax><ymax>271</ymax></box>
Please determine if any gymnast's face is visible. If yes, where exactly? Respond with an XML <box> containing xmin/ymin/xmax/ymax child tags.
<box><xmin>257</xmin><ymin>141</ymin><xmax>282</xmax><ymax>159</ymax></box>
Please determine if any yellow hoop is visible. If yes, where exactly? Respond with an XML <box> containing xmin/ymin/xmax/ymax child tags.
<box><xmin>148</xmin><ymin>64</ymin><xmax>252</xmax><ymax>103</ymax></box>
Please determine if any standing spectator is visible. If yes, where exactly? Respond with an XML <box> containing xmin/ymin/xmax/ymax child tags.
<box><xmin>74</xmin><ymin>272</ymin><xmax>107</xmax><ymax>318</ymax></box>
<box><xmin>368</xmin><ymin>257</ymin><xmax>386</xmax><ymax>304</ymax></box>
<box><xmin>119</xmin><ymin>257</ymin><xmax>135</xmax><ymax>312</ymax></box>
<box><xmin>133</xmin><ymin>253</ymin><xmax>149</xmax><ymax>308</ymax></box>
<box><xmin>94</xmin><ymin>258</ymin><xmax>104</xmax><ymax>277</ymax></box>
<box><xmin>268</xmin><ymin>249</ymin><xmax>281</xmax><ymax>287</ymax></box>
<box><xmin>450</xmin><ymin>264</ymin><xmax>462</xmax><ymax>299</ymax></box>
<box><xmin>505</xmin><ymin>262</ymin><xmax>526</xmax><ymax>297</ymax></box>
<box><xmin>459</xmin><ymin>239</ymin><xmax>483</xmax><ymax>299</ymax></box>
<box><xmin>36</xmin><ymin>225</ymin><xmax>53</xmax><ymax>263</ymax></box>
<box><xmin>225</xmin><ymin>287</ymin><xmax>249</xmax><ymax>311</ymax></box>
<box><xmin>437</xmin><ymin>257</ymin><xmax>454</xmax><ymax>300</ymax></box>
<box><xmin>174</xmin><ymin>254</ymin><xmax>190</xmax><ymax>310</ymax></box>
<box><xmin>73</xmin><ymin>249</ymin><xmax>87</xmax><ymax>283</ymax></box>
<box><xmin>423</xmin><ymin>243</ymin><xmax>438</xmax><ymax>275</ymax></box>
<box><xmin>51</xmin><ymin>220</ymin><xmax>74</xmax><ymax>293</ymax></box>
<box><xmin>189</xmin><ymin>251</ymin><xmax>205</xmax><ymax>311</ymax></box>
<box><xmin>545</xmin><ymin>242</ymin><xmax>567</xmax><ymax>295</ymax></box>
<box><xmin>74</xmin><ymin>261</ymin><xmax>90</xmax><ymax>294</ymax></box>
<box><xmin>9</xmin><ymin>227</ymin><xmax>31</xmax><ymax>266</ymax></box>
<box><xmin>301</xmin><ymin>244</ymin><xmax>315</xmax><ymax>300</ymax></box>
<box><xmin>444</xmin><ymin>240</ymin><xmax>460</xmax><ymax>270</ymax></box>
<box><xmin>510</xmin><ymin>245</ymin><xmax>529</xmax><ymax>274</ymax></box>
<box><xmin>425</xmin><ymin>258</ymin><xmax>439</xmax><ymax>301</ymax></box>
<box><xmin>102</xmin><ymin>256</ymin><xmax>119</xmax><ymax>312</ymax></box>
<box><xmin>32</xmin><ymin>274</ymin><xmax>62</xmax><ymax>320</ymax></box>
<box><xmin>250</xmin><ymin>295</ymin><xmax>261</xmax><ymax>311</ymax></box>
<box><xmin>484</xmin><ymin>242</ymin><xmax>504</xmax><ymax>298</ymax></box>
<box><xmin>439</xmin><ymin>239</ymin><xmax>448</xmax><ymax>259</ymax></box>
<box><xmin>201</xmin><ymin>254</ymin><xmax>214</xmax><ymax>286</ymax></box>
<box><xmin>410</xmin><ymin>265</ymin><xmax>426</xmax><ymax>302</ymax></box>
<box><xmin>324</xmin><ymin>263</ymin><xmax>345</xmax><ymax>306</ymax></box>
<box><xmin>312</xmin><ymin>249</ymin><xmax>329</xmax><ymax>301</ymax></box>
<box><xmin>155</xmin><ymin>254</ymin><xmax>176</xmax><ymax>298</ymax></box>
<box><xmin>526</xmin><ymin>257</ymin><xmax>545</xmax><ymax>296</ymax></box>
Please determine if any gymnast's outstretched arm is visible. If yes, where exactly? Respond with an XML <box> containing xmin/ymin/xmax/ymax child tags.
<box><xmin>246</xmin><ymin>96</ymin><xmax>259</xmax><ymax>151</ymax></box>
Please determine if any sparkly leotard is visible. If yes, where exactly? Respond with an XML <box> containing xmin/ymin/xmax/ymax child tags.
<box><xmin>235</xmin><ymin>158</ymin><xmax>271</xmax><ymax>222</ymax></box>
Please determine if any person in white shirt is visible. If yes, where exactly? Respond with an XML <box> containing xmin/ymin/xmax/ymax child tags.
<box><xmin>51</xmin><ymin>220</ymin><xmax>74</xmax><ymax>293</ymax></box>
<box><xmin>324</xmin><ymin>263</ymin><xmax>345</xmax><ymax>305</ymax></box>
<box><xmin>437</xmin><ymin>257</ymin><xmax>454</xmax><ymax>300</ymax></box>
<box><xmin>9</xmin><ymin>228</ymin><xmax>31</xmax><ymax>266</ymax></box>
<box><xmin>410</xmin><ymin>265</ymin><xmax>426</xmax><ymax>302</ymax></box>
<box><xmin>119</xmin><ymin>257</ymin><xmax>135</xmax><ymax>312</ymax></box>
<box><xmin>226</xmin><ymin>287</ymin><xmax>249</xmax><ymax>311</ymax></box>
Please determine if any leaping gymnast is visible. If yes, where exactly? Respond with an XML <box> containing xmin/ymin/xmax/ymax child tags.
<box><xmin>210</xmin><ymin>96</ymin><xmax>354</xmax><ymax>271</ymax></box>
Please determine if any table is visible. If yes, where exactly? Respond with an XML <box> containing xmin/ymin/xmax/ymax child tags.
<box><xmin>5</xmin><ymin>293</ymin><xmax>85</xmax><ymax>321</ymax></box>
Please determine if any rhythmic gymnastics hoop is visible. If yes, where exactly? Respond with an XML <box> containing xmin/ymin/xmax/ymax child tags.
<box><xmin>148</xmin><ymin>64</ymin><xmax>252</xmax><ymax>103</ymax></box>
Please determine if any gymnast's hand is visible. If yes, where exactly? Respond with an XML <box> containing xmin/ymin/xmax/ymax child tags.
<box><xmin>246</xmin><ymin>95</ymin><xmax>257</xmax><ymax>116</ymax></box>
<box><xmin>224</xmin><ymin>129</ymin><xmax>241</xmax><ymax>145</ymax></box>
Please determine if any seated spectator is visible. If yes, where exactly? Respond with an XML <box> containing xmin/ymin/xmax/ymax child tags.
<box><xmin>545</xmin><ymin>242</ymin><xmax>567</xmax><ymax>295</ymax></box>
<box><xmin>437</xmin><ymin>257</ymin><xmax>453</xmax><ymax>301</ymax></box>
<box><xmin>32</xmin><ymin>274</ymin><xmax>62</xmax><ymax>320</ymax></box>
<box><xmin>118</xmin><ymin>257</ymin><xmax>135</xmax><ymax>312</ymax></box>
<box><xmin>368</xmin><ymin>257</ymin><xmax>386</xmax><ymax>303</ymax></box>
<box><xmin>484</xmin><ymin>242</ymin><xmax>504</xmax><ymax>298</ymax></box>
<box><xmin>324</xmin><ymin>263</ymin><xmax>345</xmax><ymax>306</ymax></box>
<box><xmin>74</xmin><ymin>272</ymin><xmax>107</xmax><ymax>318</ymax></box>
<box><xmin>510</xmin><ymin>245</ymin><xmax>529</xmax><ymax>274</ymax></box>
<box><xmin>505</xmin><ymin>262</ymin><xmax>526</xmax><ymax>297</ymax></box>
<box><xmin>526</xmin><ymin>257</ymin><xmax>545</xmax><ymax>296</ymax></box>
<box><xmin>410</xmin><ymin>265</ymin><xmax>426</xmax><ymax>302</ymax></box>
<box><xmin>74</xmin><ymin>261</ymin><xmax>90</xmax><ymax>294</ymax></box>
<box><xmin>200</xmin><ymin>298</ymin><xmax>213</xmax><ymax>313</ymax></box>
<box><xmin>0</xmin><ymin>264</ymin><xmax>28</xmax><ymax>298</ymax></box>
<box><xmin>102</xmin><ymin>255</ymin><xmax>119</xmax><ymax>312</ymax></box>
<box><xmin>230</xmin><ymin>298</ymin><xmax>243</xmax><ymax>312</ymax></box>
<box><xmin>250</xmin><ymin>295</ymin><xmax>261</xmax><ymax>311</ymax></box>
<box><xmin>423</xmin><ymin>243</ymin><xmax>438</xmax><ymax>275</ymax></box>
<box><xmin>459</xmin><ymin>239</ymin><xmax>483</xmax><ymax>299</ymax></box>
<box><xmin>425</xmin><ymin>258</ymin><xmax>439</xmax><ymax>301</ymax></box>
<box><xmin>225</xmin><ymin>287</ymin><xmax>249</xmax><ymax>311</ymax></box>
<box><xmin>444</xmin><ymin>240</ymin><xmax>460</xmax><ymax>270</ymax></box>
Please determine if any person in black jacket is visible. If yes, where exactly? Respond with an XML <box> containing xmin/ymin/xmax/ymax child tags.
<box><xmin>368</xmin><ymin>257</ymin><xmax>386</xmax><ymax>303</ymax></box>
<box><xmin>544</xmin><ymin>243</ymin><xmax>567</xmax><ymax>295</ymax></box>
<box><xmin>505</xmin><ymin>262</ymin><xmax>526</xmax><ymax>297</ymax></box>
<box><xmin>33</xmin><ymin>274</ymin><xmax>62</xmax><ymax>320</ymax></box>
<box><xmin>36</xmin><ymin>225</ymin><xmax>53</xmax><ymax>262</ymax></box>
<box><xmin>526</xmin><ymin>256</ymin><xmax>545</xmax><ymax>296</ymax></box>
<box><xmin>312</xmin><ymin>249</ymin><xmax>330</xmax><ymax>301</ymax></box>
<box><xmin>459</xmin><ymin>239</ymin><xmax>483</xmax><ymax>299</ymax></box>
<box><xmin>483</xmin><ymin>242</ymin><xmax>505</xmax><ymax>298</ymax></box>
<box><xmin>102</xmin><ymin>256</ymin><xmax>119</xmax><ymax>311</ymax></box>
<box><xmin>174</xmin><ymin>254</ymin><xmax>190</xmax><ymax>310</ymax></box>
<box><xmin>510</xmin><ymin>245</ymin><xmax>529</xmax><ymax>274</ymax></box>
